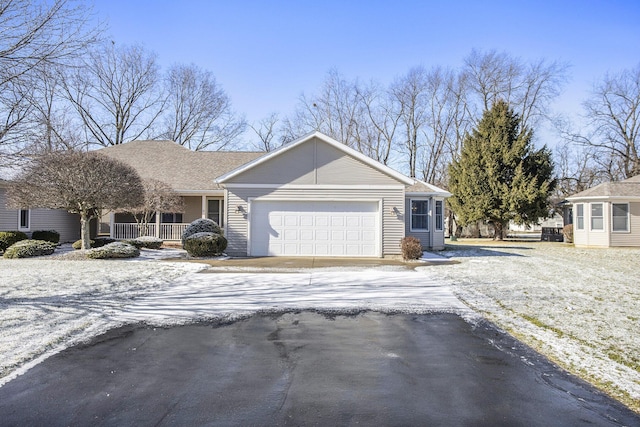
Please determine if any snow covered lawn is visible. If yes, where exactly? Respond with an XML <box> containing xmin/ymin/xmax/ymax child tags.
<box><xmin>0</xmin><ymin>248</ymin><xmax>467</xmax><ymax>387</ymax></box>
<box><xmin>430</xmin><ymin>241</ymin><xmax>640</xmax><ymax>411</ymax></box>
<box><xmin>1</xmin><ymin>242</ymin><xmax>639</xmax><ymax>411</ymax></box>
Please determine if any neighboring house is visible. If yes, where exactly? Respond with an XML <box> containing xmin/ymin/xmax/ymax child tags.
<box><xmin>566</xmin><ymin>175</ymin><xmax>640</xmax><ymax>247</ymax></box>
<box><xmin>0</xmin><ymin>179</ymin><xmax>80</xmax><ymax>243</ymax></box>
<box><xmin>100</xmin><ymin>132</ymin><xmax>450</xmax><ymax>257</ymax></box>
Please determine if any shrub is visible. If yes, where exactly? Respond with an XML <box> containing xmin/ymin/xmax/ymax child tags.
<box><xmin>94</xmin><ymin>237</ymin><xmax>116</xmax><ymax>247</ymax></box>
<box><xmin>563</xmin><ymin>224</ymin><xmax>574</xmax><ymax>244</ymax></box>
<box><xmin>31</xmin><ymin>230</ymin><xmax>60</xmax><ymax>244</ymax></box>
<box><xmin>184</xmin><ymin>232</ymin><xmax>228</xmax><ymax>257</ymax></box>
<box><xmin>181</xmin><ymin>218</ymin><xmax>222</xmax><ymax>245</ymax></box>
<box><xmin>401</xmin><ymin>236</ymin><xmax>423</xmax><ymax>260</ymax></box>
<box><xmin>73</xmin><ymin>237</ymin><xmax>117</xmax><ymax>250</ymax></box>
<box><xmin>132</xmin><ymin>236</ymin><xmax>163</xmax><ymax>249</ymax></box>
<box><xmin>0</xmin><ymin>231</ymin><xmax>28</xmax><ymax>252</ymax></box>
<box><xmin>72</xmin><ymin>239</ymin><xmax>95</xmax><ymax>250</ymax></box>
<box><xmin>122</xmin><ymin>239</ymin><xmax>144</xmax><ymax>249</ymax></box>
<box><xmin>86</xmin><ymin>242</ymin><xmax>140</xmax><ymax>259</ymax></box>
<box><xmin>3</xmin><ymin>239</ymin><xmax>57</xmax><ymax>259</ymax></box>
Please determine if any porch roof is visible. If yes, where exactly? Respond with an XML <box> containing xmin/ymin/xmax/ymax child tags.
<box><xmin>99</xmin><ymin>140</ymin><xmax>263</xmax><ymax>192</ymax></box>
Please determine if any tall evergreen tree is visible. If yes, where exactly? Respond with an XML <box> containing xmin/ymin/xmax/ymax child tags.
<box><xmin>448</xmin><ymin>100</ymin><xmax>555</xmax><ymax>239</ymax></box>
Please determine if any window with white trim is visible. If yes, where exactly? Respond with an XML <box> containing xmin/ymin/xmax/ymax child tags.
<box><xmin>575</xmin><ymin>204</ymin><xmax>584</xmax><ymax>230</ymax></box>
<box><xmin>411</xmin><ymin>199</ymin><xmax>429</xmax><ymax>231</ymax></box>
<box><xmin>435</xmin><ymin>200</ymin><xmax>443</xmax><ymax>231</ymax></box>
<box><xmin>18</xmin><ymin>209</ymin><xmax>30</xmax><ymax>231</ymax></box>
<box><xmin>590</xmin><ymin>203</ymin><xmax>603</xmax><ymax>231</ymax></box>
<box><xmin>612</xmin><ymin>203</ymin><xmax>629</xmax><ymax>232</ymax></box>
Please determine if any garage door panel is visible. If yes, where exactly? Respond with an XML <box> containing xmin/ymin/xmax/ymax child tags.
<box><xmin>251</xmin><ymin>200</ymin><xmax>379</xmax><ymax>257</ymax></box>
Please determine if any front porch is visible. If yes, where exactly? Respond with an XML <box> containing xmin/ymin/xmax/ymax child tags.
<box><xmin>100</xmin><ymin>194</ymin><xmax>225</xmax><ymax>241</ymax></box>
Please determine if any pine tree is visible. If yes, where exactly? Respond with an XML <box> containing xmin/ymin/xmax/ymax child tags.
<box><xmin>448</xmin><ymin>100</ymin><xmax>555</xmax><ymax>239</ymax></box>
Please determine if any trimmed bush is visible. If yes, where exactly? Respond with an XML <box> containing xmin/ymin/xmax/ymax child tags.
<box><xmin>86</xmin><ymin>242</ymin><xmax>140</xmax><ymax>259</ymax></box>
<box><xmin>0</xmin><ymin>231</ymin><xmax>28</xmax><ymax>252</ymax></box>
<box><xmin>3</xmin><ymin>239</ymin><xmax>57</xmax><ymax>259</ymax></box>
<box><xmin>73</xmin><ymin>237</ymin><xmax>117</xmax><ymax>250</ymax></box>
<box><xmin>133</xmin><ymin>236</ymin><xmax>163</xmax><ymax>249</ymax></box>
<box><xmin>122</xmin><ymin>239</ymin><xmax>144</xmax><ymax>249</ymax></box>
<box><xmin>563</xmin><ymin>224</ymin><xmax>574</xmax><ymax>244</ymax></box>
<box><xmin>94</xmin><ymin>237</ymin><xmax>116</xmax><ymax>247</ymax></box>
<box><xmin>72</xmin><ymin>239</ymin><xmax>95</xmax><ymax>250</ymax></box>
<box><xmin>31</xmin><ymin>230</ymin><xmax>60</xmax><ymax>244</ymax></box>
<box><xmin>184</xmin><ymin>232</ymin><xmax>227</xmax><ymax>257</ymax></box>
<box><xmin>401</xmin><ymin>236</ymin><xmax>423</xmax><ymax>260</ymax></box>
<box><xmin>181</xmin><ymin>218</ymin><xmax>222</xmax><ymax>245</ymax></box>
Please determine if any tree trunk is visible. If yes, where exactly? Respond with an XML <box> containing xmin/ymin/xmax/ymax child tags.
<box><xmin>80</xmin><ymin>211</ymin><xmax>92</xmax><ymax>250</ymax></box>
<box><xmin>493</xmin><ymin>221</ymin><xmax>505</xmax><ymax>241</ymax></box>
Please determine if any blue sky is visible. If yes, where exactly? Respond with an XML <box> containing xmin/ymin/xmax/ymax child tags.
<box><xmin>92</xmin><ymin>0</ymin><xmax>640</xmax><ymax>142</ymax></box>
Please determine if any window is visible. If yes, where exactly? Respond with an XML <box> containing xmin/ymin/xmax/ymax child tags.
<box><xmin>435</xmin><ymin>200</ymin><xmax>443</xmax><ymax>231</ymax></box>
<box><xmin>18</xmin><ymin>209</ymin><xmax>30</xmax><ymax>231</ymax></box>
<box><xmin>161</xmin><ymin>213</ymin><xmax>183</xmax><ymax>223</ymax></box>
<box><xmin>575</xmin><ymin>204</ymin><xmax>584</xmax><ymax>230</ymax></box>
<box><xmin>590</xmin><ymin>203</ymin><xmax>603</xmax><ymax>230</ymax></box>
<box><xmin>612</xmin><ymin>203</ymin><xmax>629</xmax><ymax>232</ymax></box>
<box><xmin>411</xmin><ymin>199</ymin><xmax>429</xmax><ymax>231</ymax></box>
<box><xmin>208</xmin><ymin>199</ymin><xmax>224</xmax><ymax>227</ymax></box>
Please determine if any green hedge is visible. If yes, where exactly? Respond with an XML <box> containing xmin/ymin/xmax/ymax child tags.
<box><xmin>184</xmin><ymin>232</ymin><xmax>227</xmax><ymax>257</ymax></box>
<box><xmin>181</xmin><ymin>219</ymin><xmax>222</xmax><ymax>245</ymax></box>
<box><xmin>31</xmin><ymin>230</ymin><xmax>60</xmax><ymax>244</ymax></box>
<box><xmin>3</xmin><ymin>239</ymin><xmax>57</xmax><ymax>259</ymax></box>
<box><xmin>0</xmin><ymin>231</ymin><xmax>28</xmax><ymax>252</ymax></box>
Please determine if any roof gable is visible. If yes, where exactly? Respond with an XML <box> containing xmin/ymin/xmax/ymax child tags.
<box><xmin>217</xmin><ymin>131</ymin><xmax>414</xmax><ymax>186</ymax></box>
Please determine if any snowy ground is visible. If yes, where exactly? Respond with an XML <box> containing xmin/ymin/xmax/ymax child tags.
<box><xmin>1</xmin><ymin>242</ymin><xmax>639</xmax><ymax>411</ymax></box>
<box><xmin>434</xmin><ymin>241</ymin><xmax>640</xmax><ymax>411</ymax></box>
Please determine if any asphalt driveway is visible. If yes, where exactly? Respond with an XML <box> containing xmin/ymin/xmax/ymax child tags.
<box><xmin>1</xmin><ymin>312</ymin><xmax>637</xmax><ymax>426</ymax></box>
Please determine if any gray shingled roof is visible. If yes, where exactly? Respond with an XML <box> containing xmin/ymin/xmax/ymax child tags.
<box><xmin>405</xmin><ymin>179</ymin><xmax>451</xmax><ymax>196</ymax></box>
<box><xmin>567</xmin><ymin>175</ymin><xmax>640</xmax><ymax>199</ymax></box>
<box><xmin>99</xmin><ymin>140</ymin><xmax>264</xmax><ymax>192</ymax></box>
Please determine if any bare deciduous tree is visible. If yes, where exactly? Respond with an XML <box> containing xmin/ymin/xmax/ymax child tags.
<box><xmin>575</xmin><ymin>64</ymin><xmax>640</xmax><ymax>179</ymax></box>
<box><xmin>63</xmin><ymin>42</ymin><xmax>164</xmax><ymax>147</ymax></box>
<box><xmin>7</xmin><ymin>150</ymin><xmax>144</xmax><ymax>249</ymax></box>
<box><xmin>159</xmin><ymin>63</ymin><xmax>246</xmax><ymax>151</ymax></box>
<box><xmin>554</xmin><ymin>141</ymin><xmax>606</xmax><ymax>197</ymax></box>
<box><xmin>391</xmin><ymin>66</ymin><xmax>430</xmax><ymax>178</ymax></box>
<box><xmin>0</xmin><ymin>0</ymin><xmax>99</xmax><ymax>154</ymax></box>
<box><xmin>250</xmin><ymin>113</ymin><xmax>281</xmax><ymax>152</ymax></box>
<box><xmin>463</xmin><ymin>49</ymin><xmax>568</xmax><ymax>129</ymax></box>
<box><xmin>124</xmin><ymin>178</ymin><xmax>184</xmax><ymax>234</ymax></box>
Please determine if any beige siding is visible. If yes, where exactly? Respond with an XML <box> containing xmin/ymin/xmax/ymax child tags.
<box><xmin>183</xmin><ymin>196</ymin><xmax>203</xmax><ymax>222</ymax></box>
<box><xmin>315</xmin><ymin>142</ymin><xmax>400</xmax><ymax>185</ymax></box>
<box><xmin>610</xmin><ymin>201</ymin><xmax>640</xmax><ymax>247</ymax></box>
<box><xmin>228</xmin><ymin>137</ymin><xmax>400</xmax><ymax>186</ymax></box>
<box><xmin>225</xmin><ymin>187</ymin><xmax>404</xmax><ymax>257</ymax></box>
<box><xmin>30</xmin><ymin>209</ymin><xmax>80</xmax><ymax>242</ymax></box>
<box><xmin>1</xmin><ymin>188</ymin><xmax>80</xmax><ymax>242</ymax></box>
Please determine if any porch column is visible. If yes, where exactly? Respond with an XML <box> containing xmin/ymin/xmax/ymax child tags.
<box><xmin>201</xmin><ymin>195</ymin><xmax>207</xmax><ymax>219</ymax></box>
<box><xmin>155</xmin><ymin>211</ymin><xmax>161</xmax><ymax>238</ymax></box>
<box><xmin>109</xmin><ymin>212</ymin><xmax>115</xmax><ymax>239</ymax></box>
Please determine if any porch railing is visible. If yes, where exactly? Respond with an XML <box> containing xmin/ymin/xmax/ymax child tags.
<box><xmin>112</xmin><ymin>223</ymin><xmax>189</xmax><ymax>241</ymax></box>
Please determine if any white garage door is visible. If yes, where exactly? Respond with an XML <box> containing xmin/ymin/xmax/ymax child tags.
<box><xmin>250</xmin><ymin>200</ymin><xmax>380</xmax><ymax>257</ymax></box>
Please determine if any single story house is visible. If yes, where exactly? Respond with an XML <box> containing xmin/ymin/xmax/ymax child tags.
<box><xmin>566</xmin><ymin>175</ymin><xmax>640</xmax><ymax>247</ymax></box>
<box><xmin>99</xmin><ymin>131</ymin><xmax>450</xmax><ymax>257</ymax></box>
<box><xmin>0</xmin><ymin>177</ymin><xmax>80</xmax><ymax>242</ymax></box>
